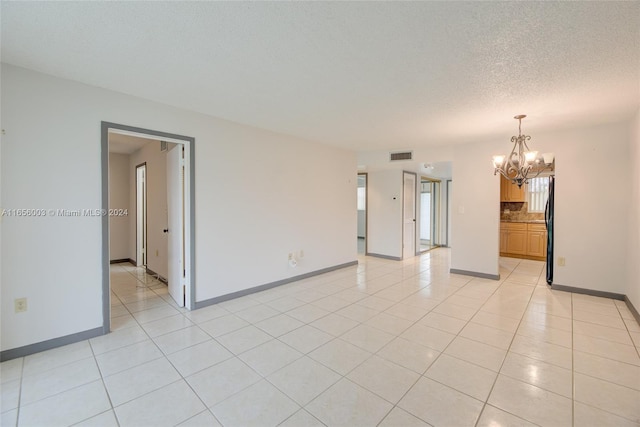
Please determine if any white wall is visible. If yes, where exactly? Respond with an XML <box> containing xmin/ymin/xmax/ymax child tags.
<box><xmin>1</xmin><ymin>64</ymin><xmax>356</xmax><ymax>352</ymax></box>
<box><xmin>627</xmin><ymin>108</ymin><xmax>640</xmax><ymax>310</ymax></box>
<box><xmin>550</xmin><ymin>122</ymin><xmax>630</xmax><ymax>294</ymax></box>
<box><xmin>367</xmin><ymin>169</ymin><xmax>403</xmax><ymax>258</ymax></box>
<box><xmin>450</xmin><ymin>141</ymin><xmax>502</xmax><ymax>277</ymax></box>
<box><xmin>108</xmin><ymin>153</ymin><xmax>130</xmax><ymax>260</ymax></box>
<box><xmin>128</xmin><ymin>142</ymin><xmax>168</xmax><ymax>280</ymax></box>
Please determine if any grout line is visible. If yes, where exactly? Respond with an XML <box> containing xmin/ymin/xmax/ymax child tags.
<box><xmin>87</xmin><ymin>339</ymin><xmax>120</xmax><ymax>427</ymax></box>
<box><xmin>614</xmin><ymin>299</ymin><xmax>640</xmax><ymax>360</ymax></box>
<box><xmin>474</xmin><ymin>257</ymin><xmax>540</xmax><ymax>427</ymax></box>
<box><xmin>13</xmin><ymin>355</ymin><xmax>26</xmax><ymax>427</ymax></box>
<box><xmin>571</xmin><ymin>292</ymin><xmax>575</xmax><ymax>427</ymax></box>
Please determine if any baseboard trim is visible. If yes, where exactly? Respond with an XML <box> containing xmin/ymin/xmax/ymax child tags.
<box><xmin>624</xmin><ymin>296</ymin><xmax>640</xmax><ymax>326</ymax></box>
<box><xmin>550</xmin><ymin>283</ymin><xmax>625</xmax><ymax>301</ymax></box>
<box><xmin>110</xmin><ymin>258</ymin><xmax>135</xmax><ymax>265</ymax></box>
<box><xmin>450</xmin><ymin>268</ymin><xmax>500</xmax><ymax>281</ymax></box>
<box><xmin>1</xmin><ymin>327</ymin><xmax>104</xmax><ymax>362</ymax></box>
<box><xmin>145</xmin><ymin>267</ymin><xmax>168</xmax><ymax>284</ymax></box>
<box><xmin>366</xmin><ymin>253</ymin><xmax>402</xmax><ymax>261</ymax></box>
<box><xmin>194</xmin><ymin>260</ymin><xmax>358</xmax><ymax>310</ymax></box>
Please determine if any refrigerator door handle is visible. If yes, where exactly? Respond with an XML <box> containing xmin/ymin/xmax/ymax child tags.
<box><xmin>545</xmin><ymin>200</ymin><xmax>549</xmax><ymax>230</ymax></box>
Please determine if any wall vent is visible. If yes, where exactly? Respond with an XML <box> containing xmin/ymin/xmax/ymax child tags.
<box><xmin>160</xmin><ymin>141</ymin><xmax>168</xmax><ymax>152</ymax></box>
<box><xmin>389</xmin><ymin>151</ymin><xmax>413</xmax><ymax>161</ymax></box>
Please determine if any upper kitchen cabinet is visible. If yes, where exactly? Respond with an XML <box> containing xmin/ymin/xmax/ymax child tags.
<box><xmin>500</xmin><ymin>175</ymin><xmax>526</xmax><ymax>202</ymax></box>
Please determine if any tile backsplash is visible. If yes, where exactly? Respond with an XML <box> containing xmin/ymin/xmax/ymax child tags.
<box><xmin>501</xmin><ymin>202</ymin><xmax>544</xmax><ymax>221</ymax></box>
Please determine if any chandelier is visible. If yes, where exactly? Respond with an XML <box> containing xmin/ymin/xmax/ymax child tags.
<box><xmin>492</xmin><ymin>115</ymin><xmax>553</xmax><ymax>188</ymax></box>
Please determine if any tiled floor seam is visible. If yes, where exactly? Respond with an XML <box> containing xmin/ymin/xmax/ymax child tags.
<box><xmin>615</xmin><ymin>301</ymin><xmax>640</xmax><ymax>360</ymax></box>
<box><xmin>89</xmin><ymin>321</ymin><xmax>126</xmax><ymax>426</ymax></box>
<box><xmin>569</xmin><ymin>290</ymin><xmax>576</xmax><ymax>427</ymax></box>
<box><xmin>473</xmin><ymin>262</ymin><xmax>539</xmax><ymax>427</ymax></box>
<box><xmin>12</xmin><ymin>354</ymin><xmax>26</xmax><ymax>427</ymax></box>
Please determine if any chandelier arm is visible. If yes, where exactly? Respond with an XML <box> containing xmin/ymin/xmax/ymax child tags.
<box><xmin>524</xmin><ymin>164</ymin><xmax>551</xmax><ymax>182</ymax></box>
<box><xmin>494</xmin><ymin>168</ymin><xmax>514</xmax><ymax>180</ymax></box>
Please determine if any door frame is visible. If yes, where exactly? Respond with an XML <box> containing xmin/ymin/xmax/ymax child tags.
<box><xmin>135</xmin><ymin>162</ymin><xmax>147</xmax><ymax>267</ymax></box>
<box><xmin>446</xmin><ymin>179</ymin><xmax>452</xmax><ymax>247</ymax></box>
<box><xmin>418</xmin><ymin>176</ymin><xmax>441</xmax><ymax>252</ymax></box>
<box><xmin>402</xmin><ymin>171</ymin><xmax>417</xmax><ymax>259</ymax></box>
<box><xmin>101</xmin><ymin>121</ymin><xmax>196</xmax><ymax>334</ymax></box>
<box><xmin>357</xmin><ymin>172</ymin><xmax>368</xmax><ymax>255</ymax></box>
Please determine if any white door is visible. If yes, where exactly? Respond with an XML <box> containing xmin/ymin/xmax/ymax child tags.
<box><xmin>167</xmin><ymin>145</ymin><xmax>185</xmax><ymax>307</ymax></box>
<box><xmin>403</xmin><ymin>172</ymin><xmax>416</xmax><ymax>259</ymax></box>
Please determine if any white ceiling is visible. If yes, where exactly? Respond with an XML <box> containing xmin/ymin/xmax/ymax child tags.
<box><xmin>2</xmin><ymin>2</ymin><xmax>639</xmax><ymax>151</ymax></box>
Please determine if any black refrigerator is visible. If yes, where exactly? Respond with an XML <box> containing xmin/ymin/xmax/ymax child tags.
<box><xmin>545</xmin><ymin>176</ymin><xmax>555</xmax><ymax>285</ymax></box>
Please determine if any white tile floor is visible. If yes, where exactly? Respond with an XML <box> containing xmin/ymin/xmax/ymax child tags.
<box><xmin>2</xmin><ymin>249</ymin><xmax>640</xmax><ymax>426</ymax></box>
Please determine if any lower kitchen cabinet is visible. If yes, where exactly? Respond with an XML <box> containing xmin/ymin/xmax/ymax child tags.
<box><xmin>527</xmin><ymin>223</ymin><xmax>547</xmax><ymax>258</ymax></box>
<box><xmin>500</xmin><ymin>222</ymin><xmax>547</xmax><ymax>261</ymax></box>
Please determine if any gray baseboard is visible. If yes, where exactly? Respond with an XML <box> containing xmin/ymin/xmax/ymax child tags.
<box><xmin>194</xmin><ymin>260</ymin><xmax>358</xmax><ymax>310</ymax></box>
<box><xmin>366</xmin><ymin>253</ymin><xmax>402</xmax><ymax>261</ymax></box>
<box><xmin>624</xmin><ymin>296</ymin><xmax>640</xmax><ymax>326</ymax></box>
<box><xmin>450</xmin><ymin>268</ymin><xmax>500</xmax><ymax>281</ymax></box>
<box><xmin>550</xmin><ymin>283</ymin><xmax>625</xmax><ymax>301</ymax></box>
<box><xmin>1</xmin><ymin>327</ymin><xmax>104</xmax><ymax>362</ymax></box>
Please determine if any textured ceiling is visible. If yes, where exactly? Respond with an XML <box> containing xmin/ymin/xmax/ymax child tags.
<box><xmin>2</xmin><ymin>2</ymin><xmax>639</xmax><ymax>151</ymax></box>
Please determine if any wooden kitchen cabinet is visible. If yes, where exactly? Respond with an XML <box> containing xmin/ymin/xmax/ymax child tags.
<box><xmin>500</xmin><ymin>175</ymin><xmax>526</xmax><ymax>202</ymax></box>
<box><xmin>527</xmin><ymin>223</ymin><xmax>547</xmax><ymax>259</ymax></box>
<box><xmin>500</xmin><ymin>221</ymin><xmax>547</xmax><ymax>260</ymax></box>
<box><xmin>502</xmin><ymin>222</ymin><xmax>527</xmax><ymax>255</ymax></box>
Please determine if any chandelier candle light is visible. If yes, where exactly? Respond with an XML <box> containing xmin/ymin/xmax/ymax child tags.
<box><xmin>492</xmin><ymin>115</ymin><xmax>554</xmax><ymax>188</ymax></box>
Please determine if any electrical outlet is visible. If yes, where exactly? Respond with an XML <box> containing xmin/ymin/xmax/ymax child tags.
<box><xmin>558</xmin><ymin>257</ymin><xmax>566</xmax><ymax>267</ymax></box>
<box><xmin>156</xmin><ymin>250</ymin><xmax>159</xmax><ymax>257</ymax></box>
<box><xmin>15</xmin><ymin>298</ymin><xmax>27</xmax><ymax>313</ymax></box>
<box><xmin>299</xmin><ymin>249</ymin><xmax>304</xmax><ymax>258</ymax></box>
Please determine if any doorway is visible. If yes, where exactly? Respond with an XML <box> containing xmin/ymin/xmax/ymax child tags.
<box><xmin>403</xmin><ymin>172</ymin><xmax>417</xmax><ymax>259</ymax></box>
<box><xmin>420</xmin><ymin>177</ymin><xmax>441</xmax><ymax>252</ymax></box>
<box><xmin>101</xmin><ymin>122</ymin><xmax>196</xmax><ymax>334</ymax></box>
<box><xmin>357</xmin><ymin>173</ymin><xmax>367</xmax><ymax>255</ymax></box>
<box><xmin>135</xmin><ymin>163</ymin><xmax>147</xmax><ymax>267</ymax></box>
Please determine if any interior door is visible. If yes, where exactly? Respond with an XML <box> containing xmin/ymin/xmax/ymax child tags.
<box><xmin>167</xmin><ymin>145</ymin><xmax>185</xmax><ymax>307</ymax></box>
<box><xmin>403</xmin><ymin>172</ymin><xmax>416</xmax><ymax>259</ymax></box>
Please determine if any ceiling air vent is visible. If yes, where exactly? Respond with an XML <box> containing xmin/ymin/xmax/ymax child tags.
<box><xmin>389</xmin><ymin>151</ymin><xmax>413</xmax><ymax>161</ymax></box>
